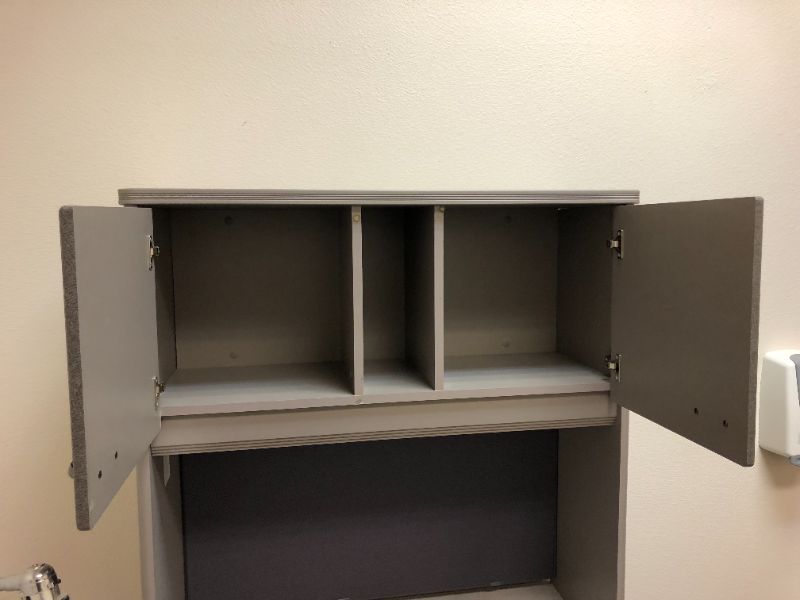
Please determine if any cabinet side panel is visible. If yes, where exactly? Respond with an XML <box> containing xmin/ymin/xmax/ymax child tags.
<box><xmin>138</xmin><ymin>455</ymin><xmax>185</xmax><ymax>600</ymax></box>
<box><xmin>557</xmin><ymin>206</ymin><xmax>613</xmax><ymax>373</ymax></box>
<box><xmin>406</xmin><ymin>207</ymin><xmax>443</xmax><ymax>388</ymax></box>
<box><xmin>154</xmin><ymin>209</ymin><xmax>176</xmax><ymax>383</ymax></box>
<box><xmin>555</xmin><ymin>414</ymin><xmax>626</xmax><ymax>600</ymax></box>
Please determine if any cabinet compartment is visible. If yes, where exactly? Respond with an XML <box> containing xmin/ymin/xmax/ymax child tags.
<box><xmin>443</xmin><ymin>207</ymin><xmax>610</xmax><ymax>394</ymax></box>
<box><xmin>362</xmin><ymin>207</ymin><xmax>438</xmax><ymax>394</ymax></box>
<box><xmin>182</xmin><ymin>432</ymin><xmax>557</xmax><ymax>600</ymax></box>
<box><xmin>140</xmin><ymin>421</ymin><xmax>625</xmax><ymax>600</ymax></box>
<box><xmin>159</xmin><ymin>207</ymin><xmax>357</xmax><ymax>412</ymax></box>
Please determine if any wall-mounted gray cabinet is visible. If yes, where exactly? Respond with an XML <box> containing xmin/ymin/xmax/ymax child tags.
<box><xmin>59</xmin><ymin>190</ymin><xmax>762</xmax><ymax>600</ymax></box>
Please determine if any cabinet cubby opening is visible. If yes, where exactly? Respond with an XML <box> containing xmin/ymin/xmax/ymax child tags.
<box><xmin>168</xmin><ymin>423</ymin><xmax>622</xmax><ymax>600</ymax></box>
<box><xmin>158</xmin><ymin>207</ymin><xmax>356</xmax><ymax>410</ymax></box>
<box><xmin>154</xmin><ymin>203</ymin><xmax>613</xmax><ymax>415</ymax></box>
<box><xmin>362</xmin><ymin>207</ymin><xmax>436</xmax><ymax>395</ymax></box>
<box><xmin>443</xmin><ymin>206</ymin><xmax>610</xmax><ymax>393</ymax></box>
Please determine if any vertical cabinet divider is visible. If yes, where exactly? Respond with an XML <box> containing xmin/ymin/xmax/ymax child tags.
<box><xmin>432</xmin><ymin>206</ymin><xmax>445</xmax><ymax>390</ymax></box>
<box><xmin>346</xmin><ymin>205</ymin><xmax>365</xmax><ymax>396</ymax></box>
<box><xmin>403</xmin><ymin>206</ymin><xmax>445</xmax><ymax>391</ymax></box>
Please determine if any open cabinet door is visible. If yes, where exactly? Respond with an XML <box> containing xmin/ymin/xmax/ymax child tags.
<box><xmin>610</xmin><ymin>198</ymin><xmax>762</xmax><ymax>466</ymax></box>
<box><xmin>60</xmin><ymin>206</ymin><xmax>161</xmax><ymax>529</ymax></box>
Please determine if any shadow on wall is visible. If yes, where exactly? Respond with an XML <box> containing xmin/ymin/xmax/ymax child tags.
<box><xmin>759</xmin><ymin>449</ymin><xmax>800</xmax><ymax>520</ymax></box>
<box><xmin>759</xmin><ymin>448</ymin><xmax>800</xmax><ymax>487</ymax></box>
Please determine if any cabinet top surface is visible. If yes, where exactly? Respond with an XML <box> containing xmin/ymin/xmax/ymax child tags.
<box><xmin>118</xmin><ymin>188</ymin><xmax>640</xmax><ymax>206</ymax></box>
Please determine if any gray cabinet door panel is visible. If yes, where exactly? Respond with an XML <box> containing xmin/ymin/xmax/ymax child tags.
<box><xmin>611</xmin><ymin>198</ymin><xmax>762</xmax><ymax>466</ymax></box>
<box><xmin>60</xmin><ymin>206</ymin><xmax>161</xmax><ymax>529</ymax></box>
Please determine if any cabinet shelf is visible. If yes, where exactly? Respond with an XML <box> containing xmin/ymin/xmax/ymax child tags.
<box><xmin>364</xmin><ymin>358</ymin><xmax>433</xmax><ymax>396</ymax></box>
<box><xmin>444</xmin><ymin>353</ymin><xmax>609</xmax><ymax>394</ymax></box>
<box><xmin>419</xmin><ymin>585</ymin><xmax>562</xmax><ymax>600</ymax></box>
<box><xmin>158</xmin><ymin>362</ymin><xmax>352</xmax><ymax>415</ymax></box>
<box><xmin>158</xmin><ymin>352</ymin><xmax>609</xmax><ymax>416</ymax></box>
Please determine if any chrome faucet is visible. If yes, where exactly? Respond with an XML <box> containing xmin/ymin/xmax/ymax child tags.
<box><xmin>0</xmin><ymin>564</ymin><xmax>69</xmax><ymax>599</ymax></box>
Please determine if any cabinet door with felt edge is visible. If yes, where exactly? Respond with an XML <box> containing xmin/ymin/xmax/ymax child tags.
<box><xmin>609</xmin><ymin>197</ymin><xmax>762</xmax><ymax>466</ymax></box>
<box><xmin>60</xmin><ymin>206</ymin><xmax>161</xmax><ymax>529</ymax></box>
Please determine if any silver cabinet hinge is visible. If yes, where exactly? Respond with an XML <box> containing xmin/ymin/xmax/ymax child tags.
<box><xmin>147</xmin><ymin>235</ymin><xmax>160</xmax><ymax>271</ymax></box>
<box><xmin>605</xmin><ymin>354</ymin><xmax>622</xmax><ymax>382</ymax></box>
<box><xmin>607</xmin><ymin>229</ymin><xmax>623</xmax><ymax>259</ymax></box>
<box><xmin>153</xmin><ymin>377</ymin><xmax>165</xmax><ymax>409</ymax></box>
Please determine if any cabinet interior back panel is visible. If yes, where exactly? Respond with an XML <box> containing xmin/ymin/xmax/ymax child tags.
<box><xmin>170</xmin><ymin>207</ymin><xmax>346</xmax><ymax>369</ymax></box>
<box><xmin>363</xmin><ymin>207</ymin><xmax>409</xmax><ymax>360</ymax></box>
<box><xmin>182</xmin><ymin>431</ymin><xmax>557</xmax><ymax>600</ymax></box>
<box><xmin>362</xmin><ymin>207</ymin><xmax>436</xmax><ymax>392</ymax></box>
<box><xmin>444</xmin><ymin>207</ymin><xmax>557</xmax><ymax>358</ymax></box>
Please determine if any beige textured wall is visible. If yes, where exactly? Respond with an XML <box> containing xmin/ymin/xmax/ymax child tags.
<box><xmin>1</xmin><ymin>2</ymin><xmax>799</xmax><ymax>598</ymax></box>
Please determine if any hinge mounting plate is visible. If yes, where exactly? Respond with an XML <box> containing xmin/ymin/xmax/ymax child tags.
<box><xmin>605</xmin><ymin>353</ymin><xmax>622</xmax><ymax>382</ymax></box>
<box><xmin>607</xmin><ymin>229</ymin><xmax>624</xmax><ymax>259</ymax></box>
<box><xmin>153</xmin><ymin>376</ymin><xmax>165</xmax><ymax>409</ymax></box>
<box><xmin>147</xmin><ymin>235</ymin><xmax>160</xmax><ymax>271</ymax></box>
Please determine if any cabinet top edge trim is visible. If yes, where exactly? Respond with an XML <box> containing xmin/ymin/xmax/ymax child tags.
<box><xmin>118</xmin><ymin>189</ymin><xmax>640</xmax><ymax>206</ymax></box>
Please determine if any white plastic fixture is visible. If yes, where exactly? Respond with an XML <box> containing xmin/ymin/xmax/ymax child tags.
<box><xmin>759</xmin><ymin>350</ymin><xmax>800</xmax><ymax>466</ymax></box>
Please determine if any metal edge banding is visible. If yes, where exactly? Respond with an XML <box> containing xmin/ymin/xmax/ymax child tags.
<box><xmin>59</xmin><ymin>206</ymin><xmax>90</xmax><ymax>530</ymax></box>
<box><xmin>151</xmin><ymin>417</ymin><xmax>616</xmax><ymax>456</ymax></box>
<box><xmin>119</xmin><ymin>189</ymin><xmax>640</xmax><ymax>206</ymax></box>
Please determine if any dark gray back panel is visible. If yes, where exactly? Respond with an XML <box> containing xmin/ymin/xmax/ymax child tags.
<box><xmin>182</xmin><ymin>431</ymin><xmax>558</xmax><ymax>600</ymax></box>
<box><xmin>611</xmin><ymin>197</ymin><xmax>763</xmax><ymax>466</ymax></box>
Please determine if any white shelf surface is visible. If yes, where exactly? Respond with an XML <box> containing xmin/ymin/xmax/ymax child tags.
<box><xmin>445</xmin><ymin>353</ymin><xmax>609</xmax><ymax>394</ymax></box>
<box><xmin>159</xmin><ymin>362</ymin><xmax>353</xmax><ymax>416</ymax></box>
<box><xmin>409</xmin><ymin>584</ymin><xmax>562</xmax><ymax>600</ymax></box>
<box><xmin>364</xmin><ymin>358</ymin><xmax>433</xmax><ymax>396</ymax></box>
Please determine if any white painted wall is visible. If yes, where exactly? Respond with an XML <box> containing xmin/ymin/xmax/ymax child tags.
<box><xmin>1</xmin><ymin>1</ymin><xmax>798</xmax><ymax>598</ymax></box>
